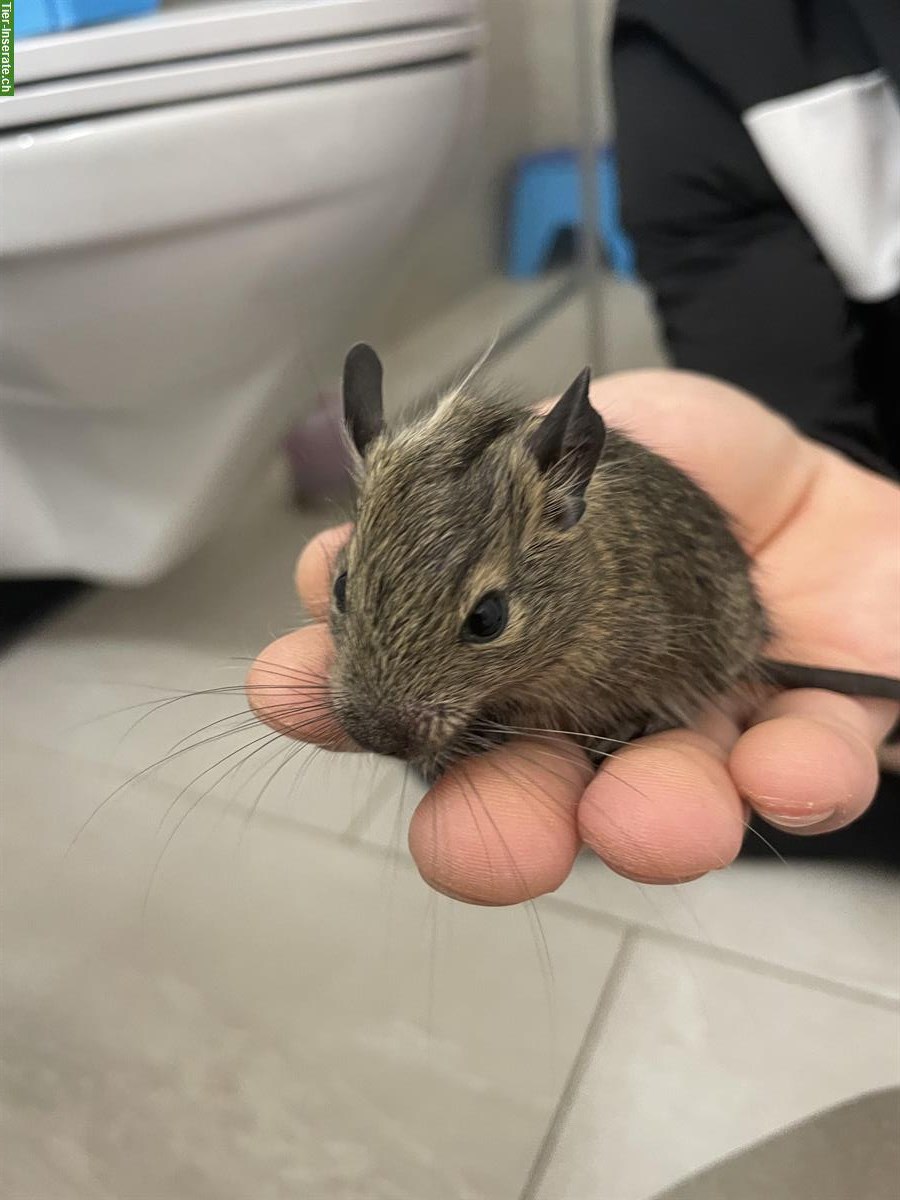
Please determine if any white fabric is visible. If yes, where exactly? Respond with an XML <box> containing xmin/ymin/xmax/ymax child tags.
<box><xmin>744</xmin><ymin>71</ymin><xmax>900</xmax><ymax>302</ymax></box>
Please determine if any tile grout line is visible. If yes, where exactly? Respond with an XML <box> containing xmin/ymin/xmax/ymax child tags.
<box><xmin>639</xmin><ymin>922</ymin><xmax>900</xmax><ymax>1013</ymax></box>
<box><xmin>518</xmin><ymin>926</ymin><xmax>641</xmax><ymax>1200</ymax></box>
<box><xmin>538</xmin><ymin>892</ymin><xmax>900</xmax><ymax>1014</ymax></box>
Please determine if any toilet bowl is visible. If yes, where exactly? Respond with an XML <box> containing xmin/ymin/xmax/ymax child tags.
<box><xmin>0</xmin><ymin>0</ymin><xmax>484</xmax><ymax>582</ymax></box>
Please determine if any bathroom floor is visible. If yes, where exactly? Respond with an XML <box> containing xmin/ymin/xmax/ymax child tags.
<box><xmin>1</xmin><ymin>278</ymin><xmax>898</xmax><ymax>1200</ymax></box>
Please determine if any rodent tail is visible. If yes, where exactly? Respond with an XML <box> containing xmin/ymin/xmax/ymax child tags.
<box><xmin>761</xmin><ymin>659</ymin><xmax>900</xmax><ymax>702</ymax></box>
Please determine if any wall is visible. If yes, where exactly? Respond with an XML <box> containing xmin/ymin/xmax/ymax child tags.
<box><xmin>523</xmin><ymin>0</ymin><xmax>615</xmax><ymax>149</ymax></box>
<box><xmin>367</xmin><ymin>0</ymin><xmax>617</xmax><ymax>347</ymax></box>
<box><xmin>362</xmin><ymin>0</ymin><xmax>537</xmax><ymax>346</ymax></box>
<box><xmin>159</xmin><ymin>0</ymin><xmax>607</xmax><ymax>356</ymax></box>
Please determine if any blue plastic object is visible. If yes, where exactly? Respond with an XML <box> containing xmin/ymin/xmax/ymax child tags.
<box><xmin>506</xmin><ymin>146</ymin><xmax>637</xmax><ymax>281</ymax></box>
<box><xmin>16</xmin><ymin>0</ymin><xmax>159</xmax><ymax>39</ymax></box>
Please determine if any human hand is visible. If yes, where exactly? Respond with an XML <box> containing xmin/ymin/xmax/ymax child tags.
<box><xmin>247</xmin><ymin>370</ymin><xmax>900</xmax><ymax>903</ymax></box>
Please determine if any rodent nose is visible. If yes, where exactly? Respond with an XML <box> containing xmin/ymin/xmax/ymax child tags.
<box><xmin>352</xmin><ymin>724</ymin><xmax>410</xmax><ymax>758</ymax></box>
<box><xmin>341</xmin><ymin>709</ymin><xmax>411</xmax><ymax>758</ymax></box>
<box><xmin>341</xmin><ymin>701</ymin><xmax>448</xmax><ymax>760</ymax></box>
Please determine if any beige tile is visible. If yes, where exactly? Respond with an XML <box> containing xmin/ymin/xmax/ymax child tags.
<box><xmin>557</xmin><ymin>852</ymin><xmax>900</xmax><ymax>1001</ymax></box>
<box><xmin>1</xmin><ymin>739</ymin><xmax>623</xmax><ymax>1200</ymax></box>
<box><xmin>530</xmin><ymin>935</ymin><xmax>900</xmax><ymax>1200</ymax></box>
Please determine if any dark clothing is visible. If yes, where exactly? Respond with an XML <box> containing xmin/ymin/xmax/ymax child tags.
<box><xmin>612</xmin><ymin>0</ymin><xmax>900</xmax><ymax>478</ymax></box>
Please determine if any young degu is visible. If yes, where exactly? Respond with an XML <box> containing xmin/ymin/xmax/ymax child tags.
<box><xmin>324</xmin><ymin>344</ymin><xmax>900</xmax><ymax>782</ymax></box>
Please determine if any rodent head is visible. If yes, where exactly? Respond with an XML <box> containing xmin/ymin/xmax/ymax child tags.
<box><xmin>327</xmin><ymin>344</ymin><xmax>606</xmax><ymax>779</ymax></box>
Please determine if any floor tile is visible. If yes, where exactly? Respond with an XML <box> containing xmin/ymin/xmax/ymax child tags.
<box><xmin>557</xmin><ymin>852</ymin><xmax>900</xmax><ymax>1001</ymax></box>
<box><xmin>530</xmin><ymin>935</ymin><xmax>900</xmax><ymax>1200</ymax></box>
<box><xmin>1</xmin><ymin>739</ymin><xmax>623</xmax><ymax>1200</ymax></box>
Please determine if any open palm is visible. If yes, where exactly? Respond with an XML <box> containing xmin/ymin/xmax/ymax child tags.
<box><xmin>248</xmin><ymin>370</ymin><xmax>900</xmax><ymax>904</ymax></box>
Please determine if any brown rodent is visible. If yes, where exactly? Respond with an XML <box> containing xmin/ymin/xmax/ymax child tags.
<box><xmin>327</xmin><ymin>344</ymin><xmax>900</xmax><ymax>781</ymax></box>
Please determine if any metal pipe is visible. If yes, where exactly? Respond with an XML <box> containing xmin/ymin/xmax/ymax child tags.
<box><xmin>572</xmin><ymin>0</ymin><xmax>606</xmax><ymax>371</ymax></box>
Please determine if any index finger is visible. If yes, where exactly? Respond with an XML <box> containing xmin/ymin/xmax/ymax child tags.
<box><xmin>294</xmin><ymin>522</ymin><xmax>353</xmax><ymax>618</ymax></box>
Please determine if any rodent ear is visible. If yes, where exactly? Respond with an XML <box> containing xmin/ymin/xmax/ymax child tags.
<box><xmin>343</xmin><ymin>343</ymin><xmax>384</xmax><ymax>457</ymax></box>
<box><xmin>529</xmin><ymin>367</ymin><xmax>605</xmax><ymax>528</ymax></box>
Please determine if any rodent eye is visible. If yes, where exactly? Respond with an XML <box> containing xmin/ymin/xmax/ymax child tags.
<box><xmin>462</xmin><ymin>591</ymin><xmax>508</xmax><ymax>643</ymax></box>
<box><xmin>333</xmin><ymin>571</ymin><xmax>348</xmax><ymax>614</ymax></box>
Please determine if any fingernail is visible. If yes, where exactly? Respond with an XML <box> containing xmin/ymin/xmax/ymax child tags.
<box><xmin>767</xmin><ymin>808</ymin><xmax>836</xmax><ymax>829</ymax></box>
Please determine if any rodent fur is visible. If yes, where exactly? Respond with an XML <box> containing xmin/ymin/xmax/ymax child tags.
<box><xmin>328</xmin><ymin>347</ymin><xmax>777</xmax><ymax>781</ymax></box>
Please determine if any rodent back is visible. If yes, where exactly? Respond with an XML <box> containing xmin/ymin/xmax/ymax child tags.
<box><xmin>578</xmin><ymin>431</ymin><xmax>770</xmax><ymax>710</ymax></box>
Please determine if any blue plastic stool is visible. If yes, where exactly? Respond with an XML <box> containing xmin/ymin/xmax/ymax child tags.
<box><xmin>506</xmin><ymin>146</ymin><xmax>636</xmax><ymax>280</ymax></box>
<box><xmin>16</xmin><ymin>0</ymin><xmax>159</xmax><ymax>38</ymax></box>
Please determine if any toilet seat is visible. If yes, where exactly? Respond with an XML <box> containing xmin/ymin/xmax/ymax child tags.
<box><xmin>3</xmin><ymin>0</ymin><xmax>481</xmax><ymax>127</ymax></box>
<box><xmin>0</xmin><ymin>1</ymin><xmax>485</xmax><ymax>581</ymax></box>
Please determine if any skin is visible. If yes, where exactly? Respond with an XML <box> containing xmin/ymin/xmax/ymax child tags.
<box><xmin>247</xmin><ymin>370</ymin><xmax>900</xmax><ymax>905</ymax></box>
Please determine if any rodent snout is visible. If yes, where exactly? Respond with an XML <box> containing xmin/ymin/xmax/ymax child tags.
<box><xmin>338</xmin><ymin>698</ymin><xmax>459</xmax><ymax>761</ymax></box>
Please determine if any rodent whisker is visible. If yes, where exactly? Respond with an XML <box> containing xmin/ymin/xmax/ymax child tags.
<box><xmin>68</xmin><ymin>700</ymin><xmax>338</xmax><ymax>854</ymax></box>
<box><xmin>214</xmin><ymin>733</ymin><xmax>315</xmax><ymax>839</ymax></box>
<box><xmin>473</xmin><ymin>743</ymin><xmax>582</xmax><ymax>823</ymax></box>
<box><xmin>476</xmin><ymin>718</ymin><xmax>642</xmax><ymax>752</ymax></box>
<box><xmin>97</xmin><ymin>676</ymin><xmax>336</xmax><ymax>758</ymax></box>
<box><xmin>453</xmin><ymin>767</ymin><xmax>496</xmax><ymax>890</ymax></box>
<box><xmin>235</xmin><ymin>737</ymin><xmax>321</xmax><ymax>847</ymax></box>
<box><xmin>519</xmin><ymin>739</ymin><xmax>789</xmax><ymax>870</ymax></box>
<box><xmin>69</xmin><ymin>681</ymin><xmax>329</xmax><ymax>743</ymax></box>
<box><xmin>146</xmin><ymin>713</ymin><xmax>371</xmax><ymax>924</ymax></box>
<box><xmin>455</xmin><ymin>763</ymin><xmax>556</xmax><ymax>999</ymax></box>
<box><xmin>502</xmin><ymin>742</ymin><xmax>758</xmax><ymax>886</ymax></box>
<box><xmin>739</xmin><ymin>818</ymin><xmax>790</xmax><ymax>866</ymax></box>
<box><xmin>164</xmin><ymin>698</ymin><xmax>334</xmax><ymax>755</ymax></box>
<box><xmin>502</xmin><ymin>739</ymin><xmax>658</xmax><ymax>813</ymax></box>
<box><xmin>154</xmin><ymin>723</ymin><xmax>309</xmax><ymax>834</ymax></box>
<box><xmin>142</xmin><ymin>726</ymin><xmax>295</xmax><ymax>921</ymax></box>
<box><xmin>231</xmin><ymin>654</ymin><xmax>335</xmax><ymax>683</ymax></box>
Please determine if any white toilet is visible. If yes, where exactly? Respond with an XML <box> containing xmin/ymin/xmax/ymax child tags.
<box><xmin>0</xmin><ymin>0</ymin><xmax>484</xmax><ymax>583</ymax></box>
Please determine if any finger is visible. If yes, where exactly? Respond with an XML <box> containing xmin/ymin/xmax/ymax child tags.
<box><xmin>730</xmin><ymin>690</ymin><xmax>896</xmax><ymax>834</ymax></box>
<box><xmin>577</xmin><ymin>728</ymin><xmax>747</xmax><ymax>884</ymax></box>
<box><xmin>245</xmin><ymin>627</ymin><xmax>355</xmax><ymax>751</ymax></box>
<box><xmin>408</xmin><ymin>738</ymin><xmax>587</xmax><ymax>905</ymax></box>
<box><xmin>294</xmin><ymin>523</ymin><xmax>354</xmax><ymax>618</ymax></box>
